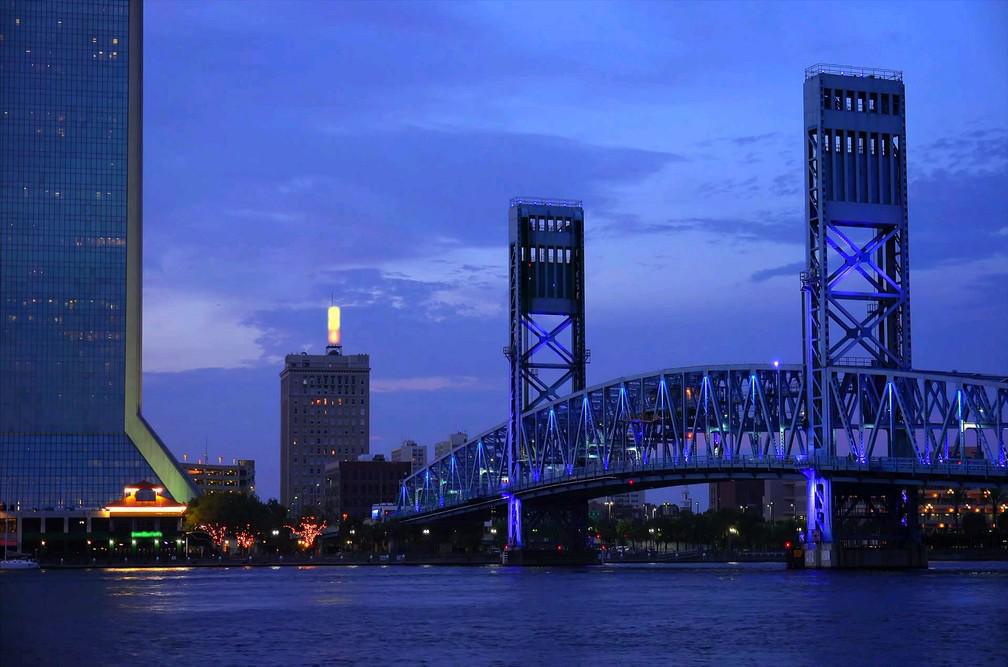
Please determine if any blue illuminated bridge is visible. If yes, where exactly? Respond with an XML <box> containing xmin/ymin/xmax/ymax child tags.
<box><xmin>397</xmin><ymin>365</ymin><xmax>1007</xmax><ymax>520</ymax></box>
<box><xmin>393</xmin><ymin>66</ymin><xmax>1008</xmax><ymax>567</ymax></box>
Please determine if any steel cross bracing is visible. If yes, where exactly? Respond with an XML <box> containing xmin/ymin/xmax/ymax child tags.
<box><xmin>396</xmin><ymin>365</ymin><xmax>1008</xmax><ymax>519</ymax></box>
<box><xmin>803</xmin><ymin>71</ymin><xmax>912</xmax><ymax>461</ymax></box>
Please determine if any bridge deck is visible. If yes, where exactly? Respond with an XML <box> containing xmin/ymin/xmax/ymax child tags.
<box><xmin>396</xmin><ymin>364</ymin><xmax>1008</xmax><ymax>521</ymax></box>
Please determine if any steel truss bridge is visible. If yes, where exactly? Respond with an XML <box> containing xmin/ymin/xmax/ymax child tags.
<box><xmin>398</xmin><ymin>364</ymin><xmax>1008</xmax><ymax>521</ymax></box>
<box><xmin>393</xmin><ymin>68</ymin><xmax>1008</xmax><ymax>565</ymax></box>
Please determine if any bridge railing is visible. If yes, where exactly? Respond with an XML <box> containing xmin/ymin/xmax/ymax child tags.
<box><xmin>396</xmin><ymin>365</ymin><xmax>1007</xmax><ymax>517</ymax></box>
<box><xmin>395</xmin><ymin>454</ymin><xmax>1008</xmax><ymax>518</ymax></box>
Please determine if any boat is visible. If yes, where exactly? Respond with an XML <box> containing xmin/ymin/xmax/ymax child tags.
<box><xmin>2</xmin><ymin>539</ymin><xmax>40</xmax><ymax>569</ymax></box>
<box><xmin>0</xmin><ymin>558</ymin><xmax>39</xmax><ymax>570</ymax></box>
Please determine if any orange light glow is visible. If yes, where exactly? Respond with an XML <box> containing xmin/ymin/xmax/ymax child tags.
<box><xmin>327</xmin><ymin>306</ymin><xmax>341</xmax><ymax>346</ymax></box>
<box><xmin>105</xmin><ymin>505</ymin><xmax>187</xmax><ymax>515</ymax></box>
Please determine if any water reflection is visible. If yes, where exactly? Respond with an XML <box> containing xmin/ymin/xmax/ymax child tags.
<box><xmin>2</xmin><ymin>563</ymin><xmax>1007</xmax><ymax>665</ymax></box>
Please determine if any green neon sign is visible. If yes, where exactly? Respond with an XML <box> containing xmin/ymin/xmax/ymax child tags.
<box><xmin>131</xmin><ymin>530</ymin><xmax>163</xmax><ymax>538</ymax></box>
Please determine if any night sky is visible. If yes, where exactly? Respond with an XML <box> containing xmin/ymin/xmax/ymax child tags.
<box><xmin>138</xmin><ymin>1</ymin><xmax>1008</xmax><ymax>502</ymax></box>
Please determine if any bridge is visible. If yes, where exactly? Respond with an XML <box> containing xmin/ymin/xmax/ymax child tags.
<box><xmin>397</xmin><ymin>364</ymin><xmax>1007</xmax><ymax>516</ymax></box>
<box><xmin>393</xmin><ymin>66</ymin><xmax>1008</xmax><ymax>567</ymax></box>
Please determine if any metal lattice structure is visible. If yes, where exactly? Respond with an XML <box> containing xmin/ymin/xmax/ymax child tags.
<box><xmin>802</xmin><ymin>67</ymin><xmax>913</xmax><ymax>543</ymax></box>
<box><xmin>803</xmin><ymin>67</ymin><xmax>911</xmax><ymax>453</ymax></box>
<box><xmin>397</xmin><ymin>365</ymin><xmax>1008</xmax><ymax>520</ymax></box>
<box><xmin>504</xmin><ymin>199</ymin><xmax>586</xmax><ymax>546</ymax></box>
<box><xmin>392</xmin><ymin>68</ymin><xmax>1008</xmax><ymax>564</ymax></box>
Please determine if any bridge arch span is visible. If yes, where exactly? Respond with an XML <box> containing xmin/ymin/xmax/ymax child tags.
<box><xmin>396</xmin><ymin>364</ymin><xmax>1007</xmax><ymax>521</ymax></box>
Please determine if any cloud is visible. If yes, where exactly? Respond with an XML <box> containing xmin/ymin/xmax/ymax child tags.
<box><xmin>916</xmin><ymin>127</ymin><xmax>1008</xmax><ymax>176</ymax></box>
<box><xmin>727</xmin><ymin>132</ymin><xmax>779</xmax><ymax>146</ymax></box>
<box><xmin>143</xmin><ymin>288</ymin><xmax>268</xmax><ymax>372</ymax></box>
<box><xmin>371</xmin><ymin>375</ymin><xmax>487</xmax><ymax>393</ymax></box>
<box><xmin>601</xmin><ymin>214</ymin><xmax>800</xmax><ymax>245</ymax></box>
<box><xmin>750</xmin><ymin>261</ymin><xmax>806</xmax><ymax>283</ymax></box>
<box><xmin>909</xmin><ymin>166</ymin><xmax>1008</xmax><ymax>267</ymax></box>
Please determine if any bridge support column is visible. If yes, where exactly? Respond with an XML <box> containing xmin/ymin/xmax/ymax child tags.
<box><xmin>502</xmin><ymin>497</ymin><xmax>595</xmax><ymax>565</ymax></box>
<box><xmin>803</xmin><ymin>469</ymin><xmax>837</xmax><ymax>568</ymax></box>
<box><xmin>506</xmin><ymin>495</ymin><xmax>522</xmax><ymax>550</ymax></box>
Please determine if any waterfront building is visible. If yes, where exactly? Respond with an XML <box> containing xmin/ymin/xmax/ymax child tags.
<box><xmin>594</xmin><ymin>491</ymin><xmax>645</xmax><ymax>520</ymax></box>
<box><xmin>2</xmin><ymin>481</ymin><xmax>186</xmax><ymax>558</ymax></box>
<box><xmin>709</xmin><ymin>480</ymin><xmax>765</xmax><ymax>515</ymax></box>
<box><xmin>184</xmin><ymin>458</ymin><xmax>256</xmax><ymax>496</ymax></box>
<box><xmin>0</xmin><ymin>0</ymin><xmax>195</xmax><ymax>541</ymax></box>
<box><xmin>709</xmin><ymin>480</ymin><xmax>803</xmax><ymax>523</ymax></box>
<box><xmin>391</xmin><ymin>439</ymin><xmax>428</xmax><ymax>473</ymax></box>
<box><xmin>434</xmin><ymin>431</ymin><xmax>468</xmax><ymax>460</ymax></box>
<box><xmin>324</xmin><ymin>455</ymin><xmax>411</xmax><ymax>521</ymax></box>
<box><xmin>280</xmin><ymin>306</ymin><xmax>370</xmax><ymax>518</ymax></box>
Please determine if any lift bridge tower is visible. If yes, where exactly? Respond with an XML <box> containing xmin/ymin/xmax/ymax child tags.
<box><xmin>802</xmin><ymin>65</ymin><xmax>914</xmax><ymax>564</ymax></box>
<box><xmin>504</xmin><ymin>198</ymin><xmax>587</xmax><ymax>549</ymax></box>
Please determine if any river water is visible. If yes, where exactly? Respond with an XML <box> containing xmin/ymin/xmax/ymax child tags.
<box><xmin>2</xmin><ymin>561</ymin><xmax>1007</xmax><ymax>665</ymax></box>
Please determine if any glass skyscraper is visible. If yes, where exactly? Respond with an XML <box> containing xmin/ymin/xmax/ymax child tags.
<box><xmin>0</xmin><ymin>0</ymin><xmax>195</xmax><ymax>511</ymax></box>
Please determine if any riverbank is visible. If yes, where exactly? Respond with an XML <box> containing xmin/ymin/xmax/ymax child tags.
<box><xmin>27</xmin><ymin>548</ymin><xmax>1008</xmax><ymax>569</ymax></box>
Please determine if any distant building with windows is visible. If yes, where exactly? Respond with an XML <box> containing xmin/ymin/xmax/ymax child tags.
<box><xmin>184</xmin><ymin>458</ymin><xmax>256</xmax><ymax>496</ymax></box>
<box><xmin>434</xmin><ymin>432</ymin><xmax>468</xmax><ymax>460</ymax></box>
<box><xmin>709</xmin><ymin>480</ymin><xmax>803</xmax><ymax>523</ymax></box>
<box><xmin>324</xmin><ymin>455</ymin><xmax>410</xmax><ymax>521</ymax></box>
<box><xmin>391</xmin><ymin>440</ymin><xmax>427</xmax><ymax>473</ymax></box>
<box><xmin>592</xmin><ymin>491</ymin><xmax>646</xmax><ymax>520</ymax></box>
<box><xmin>280</xmin><ymin>307</ymin><xmax>370</xmax><ymax>518</ymax></box>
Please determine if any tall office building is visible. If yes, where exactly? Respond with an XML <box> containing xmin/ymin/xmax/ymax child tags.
<box><xmin>0</xmin><ymin>1</ymin><xmax>195</xmax><ymax>513</ymax></box>
<box><xmin>280</xmin><ymin>306</ymin><xmax>370</xmax><ymax>518</ymax></box>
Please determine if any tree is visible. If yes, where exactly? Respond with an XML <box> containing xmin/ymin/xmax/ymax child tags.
<box><xmin>184</xmin><ymin>494</ymin><xmax>289</xmax><ymax>554</ymax></box>
<box><xmin>287</xmin><ymin>516</ymin><xmax>327</xmax><ymax>551</ymax></box>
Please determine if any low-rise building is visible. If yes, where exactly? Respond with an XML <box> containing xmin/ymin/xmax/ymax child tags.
<box><xmin>0</xmin><ymin>481</ymin><xmax>187</xmax><ymax>559</ymax></box>
<box><xmin>325</xmin><ymin>455</ymin><xmax>411</xmax><ymax>521</ymax></box>
<box><xmin>595</xmin><ymin>491</ymin><xmax>646</xmax><ymax>520</ymax></box>
<box><xmin>391</xmin><ymin>439</ymin><xmax>428</xmax><ymax>473</ymax></box>
<box><xmin>709</xmin><ymin>480</ymin><xmax>803</xmax><ymax>523</ymax></box>
<box><xmin>434</xmin><ymin>431</ymin><xmax>468</xmax><ymax>460</ymax></box>
<box><xmin>184</xmin><ymin>458</ymin><xmax>256</xmax><ymax>496</ymax></box>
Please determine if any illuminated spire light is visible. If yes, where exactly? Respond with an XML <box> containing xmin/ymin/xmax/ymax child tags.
<box><xmin>327</xmin><ymin>305</ymin><xmax>341</xmax><ymax>346</ymax></box>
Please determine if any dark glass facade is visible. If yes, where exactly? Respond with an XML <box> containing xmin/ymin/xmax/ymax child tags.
<box><xmin>0</xmin><ymin>1</ymin><xmax>193</xmax><ymax>510</ymax></box>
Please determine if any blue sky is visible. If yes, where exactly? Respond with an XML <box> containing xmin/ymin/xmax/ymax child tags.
<box><xmin>139</xmin><ymin>0</ymin><xmax>1008</xmax><ymax>502</ymax></box>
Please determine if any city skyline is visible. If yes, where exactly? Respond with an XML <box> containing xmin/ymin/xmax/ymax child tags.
<box><xmin>137</xmin><ymin>1</ymin><xmax>1007</xmax><ymax>501</ymax></box>
<box><xmin>2</xmin><ymin>2</ymin><xmax>1007</xmax><ymax>661</ymax></box>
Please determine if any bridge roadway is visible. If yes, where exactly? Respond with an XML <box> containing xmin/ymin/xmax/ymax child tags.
<box><xmin>395</xmin><ymin>363</ymin><xmax>1008</xmax><ymax>523</ymax></box>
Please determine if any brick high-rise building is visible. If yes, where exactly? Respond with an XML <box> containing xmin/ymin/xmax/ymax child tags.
<box><xmin>280</xmin><ymin>307</ymin><xmax>369</xmax><ymax>518</ymax></box>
